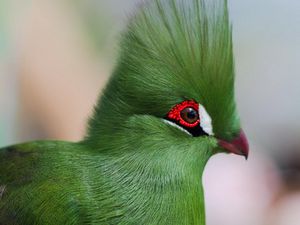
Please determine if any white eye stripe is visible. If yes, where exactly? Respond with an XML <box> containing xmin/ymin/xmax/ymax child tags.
<box><xmin>199</xmin><ymin>104</ymin><xmax>214</xmax><ymax>136</ymax></box>
<box><xmin>163</xmin><ymin>120</ymin><xmax>192</xmax><ymax>136</ymax></box>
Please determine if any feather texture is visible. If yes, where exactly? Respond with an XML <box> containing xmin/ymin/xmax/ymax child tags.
<box><xmin>87</xmin><ymin>0</ymin><xmax>239</xmax><ymax>143</ymax></box>
<box><xmin>0</xmin><ymin>0</ymin><xmax>241</xmax><ymax>224</ymax></box>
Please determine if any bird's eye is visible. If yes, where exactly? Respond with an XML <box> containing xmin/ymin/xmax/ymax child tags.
<box><xmin>164</xmin><ymin>100</ymin><xmax>213</xmax><ymax>137</ymax></box>
<box><xmin>180</xmin><ymin>107</ymin><xmax>199</xmax><ymax>124</ymax></box>
<box><xmin>165</xmin><ymin>100</ymin><xmax>200</xmax><ymax>129</ymax></box>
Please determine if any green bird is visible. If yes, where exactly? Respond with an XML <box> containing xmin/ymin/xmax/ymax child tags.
<box><xmin>0</xmin><ymin>0</ymin><xmax>249</xmax><ymax>224</ymax></box>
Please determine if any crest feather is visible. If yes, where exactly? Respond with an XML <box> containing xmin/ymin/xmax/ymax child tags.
<box><xmin>87</xmin><ymin>0</ymin><xmax>239</xmax><ymax>141</ymax></box>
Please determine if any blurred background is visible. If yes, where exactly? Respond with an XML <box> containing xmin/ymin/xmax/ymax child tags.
<box><xmin>0</xmin><ymin>0</ymin><xmax>299</xmax><ymax>224</ymax></box>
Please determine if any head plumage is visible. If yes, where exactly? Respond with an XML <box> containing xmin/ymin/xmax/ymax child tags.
<box><xmin>88</xmin><ymin>0</ymin><xmax>240</xmax><ymax>140</ymax></box>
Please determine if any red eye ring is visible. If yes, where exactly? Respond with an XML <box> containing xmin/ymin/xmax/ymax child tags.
<box><xmin>166</xmin><ymin>100</ymin><xmax>200</xmax><ymax>128</ymax></box>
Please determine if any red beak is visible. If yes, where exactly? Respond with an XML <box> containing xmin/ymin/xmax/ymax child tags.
<box><xmin>218</xmin><ymin>130</ymin><xmax>249</xmax><ymax>159</ymax></box>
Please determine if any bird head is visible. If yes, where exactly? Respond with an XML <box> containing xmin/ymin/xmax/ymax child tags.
<box><xmin>86</xmin><ymin>0</ymin><xmax>249</xmax><ymax>163</ymax></box>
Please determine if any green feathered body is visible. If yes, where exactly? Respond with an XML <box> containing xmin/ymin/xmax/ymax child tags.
<box><xmin>0</xmin><ymin>120</ymin><xmax>215</xmax><ymax>224</ymax></box>
<box><xmin>0</xmin><ymin>0</ymin><xmax>242</xmax><ymax>224</ymax></box>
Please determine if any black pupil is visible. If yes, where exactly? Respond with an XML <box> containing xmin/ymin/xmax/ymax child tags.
<box><xmin>187</xmin><ymin>109</ymin><xmax>197</xmax><ymax>119</ymax></box>
<box><xmin>180</xmin><ymin>107</ymin><xmax>198</xmax><ymax>124</ymax></box>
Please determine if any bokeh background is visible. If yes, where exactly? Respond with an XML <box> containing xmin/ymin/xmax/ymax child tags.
<box><xmin>0</xmin><ymin>0</ymin><xmax>299</xmax><ymax>224</ymax></box>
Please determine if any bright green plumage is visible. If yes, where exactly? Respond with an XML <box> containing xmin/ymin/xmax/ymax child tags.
<box><xmin>88</xmin><ymin>0</ymin><xmax>239</xmax><ymax>142</ymax></box>
<box><xmin>0</xmin><ymin>0</ymin><xmax>246</xmax><ymax>224</ymax></box>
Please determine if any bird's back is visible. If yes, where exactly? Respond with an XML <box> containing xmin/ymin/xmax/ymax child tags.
<box><xmin>0</xmin><ymin>141</ymin><xmax>100</xmax><ymax>225</ymax></box>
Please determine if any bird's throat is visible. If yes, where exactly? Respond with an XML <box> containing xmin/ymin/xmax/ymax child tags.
<box><xmin>96</xmin><ymin>152</ymin><xmax>208</xmax><ymax>225</ymax></box>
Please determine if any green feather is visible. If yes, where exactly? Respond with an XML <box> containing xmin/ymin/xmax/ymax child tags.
<box><xmin>87</xmin><ymin>0</ymin><xmax>239</xmax><ymax>143</ymax></box>
<box><xmin>0</xmin><ymin>0</ymin><xmax>241</xmax><ymax>224</ymax></box>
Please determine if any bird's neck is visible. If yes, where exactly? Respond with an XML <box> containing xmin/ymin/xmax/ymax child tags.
<box><xmin>84</xmin><ymin>115</ymin><xmax>213</xmax><ymax>224</ymax></box>
<box><xmin>96</xmin><ymin>149</ymin><xmax>209</xmax><ymax>225</ymax></box>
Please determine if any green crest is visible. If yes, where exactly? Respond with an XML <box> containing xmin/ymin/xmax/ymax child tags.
<box><xmin>88</xmin><ymin>0</ymin><xmax>240</xmax><ymax>141</ymax></box>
